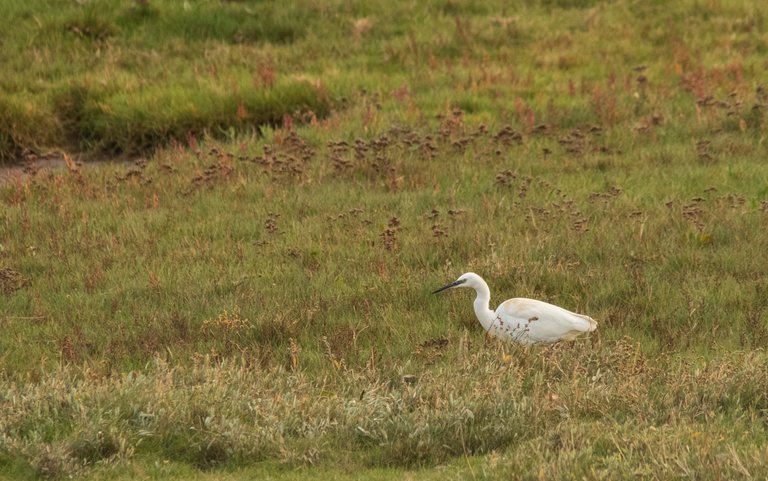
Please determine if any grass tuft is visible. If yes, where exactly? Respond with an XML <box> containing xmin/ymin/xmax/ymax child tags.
<box><xmin>0</xmin><ymin>94</ymin><xmax>61</xmax><ymax>163</ymax></box>
<box><xmin>49</xmin><ymin>78</ymin><xmax>330</xmax><ymax>156</ymax></box>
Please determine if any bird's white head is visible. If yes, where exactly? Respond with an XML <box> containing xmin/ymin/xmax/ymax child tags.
<box><xmin>432</xmin><ymin>272</ymin><xmax>484</xmax><ymax>294</ymax></box>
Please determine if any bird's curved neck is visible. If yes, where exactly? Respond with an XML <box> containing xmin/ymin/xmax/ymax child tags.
<box><xmin>471</xmin><ymin>279</ymin><xmax>495</xmax><ymax>332</ymax></box>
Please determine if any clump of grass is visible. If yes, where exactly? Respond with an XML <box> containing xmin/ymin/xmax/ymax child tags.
<box><xmin>0</xmin><ymin>94</ymin><xmax>62</xmax><ymax>163</ymax></box>
<box><xmin>52</xmin><ymin>78</ymin><xmax>329</xmax><ymax>155</ymax></box>
<box><xmin>30</xmin><ymin>443</ymin><xmax>80</xmax><ymax>480</ymax></box>
<box><xmin>68</xmin><ymin>428</ymin><xmax>121</xmax><ymax>466</ymax></box>
<box><xmin>63</xmin><ymin>12</ymin><xmax>114</xmax><ymax>42</ymax></box>
<box><xmin>0</xmin><ymin>266</ymin><xmax>29</xmax><ymax>294</ymax></box>
<box><xmin>51</xmin><ymin>82</ymin><xmax>107</xmax><ymax>152</ymax></box>
<box><xmin>200</xmin><ymin>308</ymin><xmax>252</xmax><ymax>338</ymax></box>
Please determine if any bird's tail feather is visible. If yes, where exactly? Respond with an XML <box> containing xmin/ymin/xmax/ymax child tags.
<box><xmin>573</xmin><ymin>313</ymin><xmax>598</xmax><ymax>332</ymax></box>
<box><xmin>586</xmin><ymin>317</ymin><xmax>598</xmax><ymax>331</ymax></box>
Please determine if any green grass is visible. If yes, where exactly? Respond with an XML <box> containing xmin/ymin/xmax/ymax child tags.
<box><xmin>2</xmin><ymin>0</ymin><xmax>768</xmax><ymax>479</ymax></box>
<box><xmin>0</xmin><ymin>0</ymin><xmax>330</xmax><ymax>160</ymax></box>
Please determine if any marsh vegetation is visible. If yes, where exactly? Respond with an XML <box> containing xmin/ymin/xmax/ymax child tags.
<box><xmin>2</xmin><ymin>0</ymin><xmax>767</xmax><ymax>479</ymax></box>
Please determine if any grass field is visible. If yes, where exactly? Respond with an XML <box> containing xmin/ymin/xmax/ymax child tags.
<box><xmin>2</xmin><ymin>0</ymin><xmax>768</xmax><ymax>479</ymax></box>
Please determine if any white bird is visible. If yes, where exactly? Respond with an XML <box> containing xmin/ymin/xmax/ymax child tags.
<box><xmin>433</xmin><ymin>272</ymin><xmax>597</xmax><ymax>345</ymax></box>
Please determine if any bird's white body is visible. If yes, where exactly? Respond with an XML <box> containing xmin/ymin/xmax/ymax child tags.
<box><xmin>434</xmin><ymin>272</ymin><xmax>597</xmax><ymax>345</ymax></box>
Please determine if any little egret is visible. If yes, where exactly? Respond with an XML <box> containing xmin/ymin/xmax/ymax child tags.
<box><xmin>433</xmin><ymin>272</ymin><xmax>597</xmax><ymax>345</ymax></box>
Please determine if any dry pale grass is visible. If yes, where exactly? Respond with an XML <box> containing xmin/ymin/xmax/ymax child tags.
<box><xmin>1</xmin><ymin>339</ymin><xmax>766</xmax><ymax>478</ymax></box>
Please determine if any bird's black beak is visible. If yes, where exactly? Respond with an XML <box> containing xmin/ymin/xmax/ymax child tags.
<box><xmin>432</xmin><ymin>278</ymin><xmax>465</xmax><ymax>294</ymax></box>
